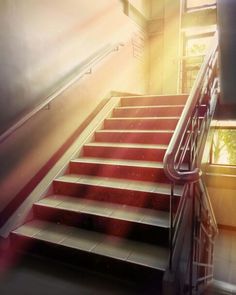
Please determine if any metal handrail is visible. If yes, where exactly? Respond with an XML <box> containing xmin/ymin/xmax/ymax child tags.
<box><xmin>164</xmin><ymin>33</ymin><xmax>218</xmax><ymax>183</ymax></box>
<box><xmin>199</xmin><ymin>179</ymin><xmax>218</xmax><ymax>234</ymax></box>
<box><xmin>0</xmin><ymin>42</ymin><xmax>124</xmax><ymax>144</ymax></box>
<box><xmin>163</xmin><ymin>33</ymin><xmax>219</xmax><ymax>294</ymax></box>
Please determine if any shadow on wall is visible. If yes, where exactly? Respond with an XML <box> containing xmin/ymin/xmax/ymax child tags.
<box><xmin>0</xmin><ymin>0</ymin><xmax>145</xmax><ymax>134</ymax></box>
<box><xmin>0</xmin><ymin>0</ymin><xmax>149</xmax><ymax>229</ymax></box>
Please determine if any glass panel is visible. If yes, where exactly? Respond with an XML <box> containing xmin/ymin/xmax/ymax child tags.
<box><xmin>181</xmin><ymin>33</ymin><xmax>214</xmax><ymax>93</ymax></box>
<box><xmin>211</xmin><ymin>129</ymin><xmax>236</xmax><ymax>165</ymax></box>
<box><xmin>186</xmin><ymin>36</ymin><xmax>213</xmax><ymax>56</ymax></box>
<box><xmin>186</xmin><ymin>0</ymin><xmax>216</xmax><ymax>10</ymax></box>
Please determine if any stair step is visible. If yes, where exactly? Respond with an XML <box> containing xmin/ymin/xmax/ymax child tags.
<box><xmin>113</xmin><ymin>105</ymin><xmax>184</xmax><ymax>117</ymax></box>
<box><xmin>35</xmin><ymin>195</ymin><xmax>170</xmax><ymax>227</ymax></box>
<box><xmin>83</xmin><ymin>142</ymin><xmax>168</xmax><ymax>161</ymax></box>
<box><xmin>104</xmin><ymin>117</ymin><xmax>179</xmax><ymax>130</ymax></box>
<box><xmin>53</xmin><ymin>174</ymin><xmax>183</xmax><ymax>211</ymax></box>
<box><xmin>33</xmin><ymin>196</ymin><xmax>170</xmax><ymax>245</ymax></box>
<box><xmin>95</xmin><ymin>130</ymin><xmax>174</xmax><ymax>144</ymax></box>
<box><xmin>121</xmin><ymin>95</ymin><xmax>188</xmax><ymax>106</ymax></box>
<box><xmin>70</xmin><ymin>157</ymin><xmax>168</xmax><ymax>182</ymax></box>
<box><xmin>12</xmin><ymin>220</ymin><xmax>169</xmax><ymax>271</ymax></box>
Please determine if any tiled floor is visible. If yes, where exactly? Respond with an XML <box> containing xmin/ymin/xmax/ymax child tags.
<box><xmin>0</xmin><ymin>254</ymin><xmax>159</xmax><ymax>295</ymax></box>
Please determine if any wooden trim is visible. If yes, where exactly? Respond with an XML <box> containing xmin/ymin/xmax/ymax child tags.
<box><xmin>218</xmin><ymin>224</ymin><xmax>236</xmax><ymax>232</ymax></box>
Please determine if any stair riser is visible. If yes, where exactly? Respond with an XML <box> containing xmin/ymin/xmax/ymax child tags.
<box><xmin>113</xmin><ymin>107</ymin><xmax>183</xmax><ymax>118</ymax></box>
<box><xmin>104</xmin><ymin>118</ymin><xmax>178</xmax><ymax>130</ymax></box>
<box><xmin>95</xmin><ymin>131</ymin><xmax>173</xmax><ymax>145</ymax></box>
<box><xmin>33</xmin><ymin>206</ymin><xmax>169</xmax><ymax>246</ymax></box>
<box><xmin>121</xmin><ymin>95</ymin><xmax>187</xmax><ymax>106</ymax></box>
<box><xmin>114</xmin><ymin>105</ymin><xmax>207</xmax><ymax>118</ymax></box>
<box><xmin>11</xmin><ymin>233</ymin><xmax>165</xmax><ymax>283</ymax></box>
<box><xmin>53</xmin><ymin>181</ymin><xmax>178</xmax><ymax>211</ymax></box>
<box><xmin>70</xmin><ymin>162</ymin><xmax>169</xmax><ymax>183</ymax></box>
<box><xmin>83</xmin><ymin>146</ymin><xmax>166</xmax><ymax>161</ymax></box>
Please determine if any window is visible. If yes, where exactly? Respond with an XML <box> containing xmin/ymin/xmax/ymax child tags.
<box><xmin>210</xmin><ymin>122</ymin><xmax>236</xmax><ymax>166</ymax></box>
<box><xmin>181</xmin><ymin>28</ymin><xmax>215</xmax><ymax>93</ymax></box>
<box><xmin>185</xmin><ymin>0</ymin><xmax>216</xmax><ymax>12</ymax></box>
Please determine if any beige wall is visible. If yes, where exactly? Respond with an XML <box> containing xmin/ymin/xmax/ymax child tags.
<box><xmin>208</xmin><ymin>187</ymin><xmax>236</xmax><ymax>227</ymax></box>
<box><xmin>214</xmin><ymin>229</ymin><xmax>236</xmax><ymax>285</ymax></box>
<box><xmin>149</xmin><ymin>0</ymin><xmax>181</xmax><ymax>94</ymax></box>
<box><xmin>0</xmin><ymin>0</ymin><xmax>148</xmax><ymax>134</ymax></box>
<box><xmin>129</xmin><ymin>0</ymin><xmax>150</xmax><ymax>18</ymax></box>
<box><xmin>0</xmin><ymin>0</ymin><xmax>148</xmax><ymax>214</ymax></box>
<box><xmin>148</xmin><ymin>1</ymin><xmax>217</xmax><ymax>94</ymax></box>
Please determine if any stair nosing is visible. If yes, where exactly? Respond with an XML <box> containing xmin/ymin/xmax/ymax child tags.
<box><xmin>96</xmin><ymin>129</ymin><xmax>174</xmax><ymax>133</ymax></box>
<box><xmin>71</xmin><ymin>157</ymin><xmax>164</xmax><ymax>169</ymax></box>
<box><xmin>83</xmin><ymin>142</ymin><xmax>168</xmax><ymax>149</ymax></box>
<box><xmin>114</xmin><ymin>105</ymin><xmax>185</xmax><ymax>110</ymax></box>
<box><xmin>106</xmin><ymin>117</ymin><xmax>180</xmax><ymax>120</ymax></box>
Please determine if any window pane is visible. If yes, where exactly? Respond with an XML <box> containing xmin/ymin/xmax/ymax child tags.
<box><xmin>182</xmin><ymin>34</ymin><xmax>213</xmax><ymax>92</ymax></box>
<box><xmin>212</xmin><ymin>129</ymin><xmax>236</xmax><ymax>165</ymax></box>
<box><xmin>187</xmin><ymin>0</ymin><xmax>216</xmax><ymax>9</ymax></box>
<box><xmin>186</xmin><ymin>36</ymin><xmax>213</xmax><ymax>56</ymax></box>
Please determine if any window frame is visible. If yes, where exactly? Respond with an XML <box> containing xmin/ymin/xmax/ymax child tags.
<box><xmin>183</xmin><ymin>0</ymin><xmax>216</xmax><ymax>13</ymax></box>
<box><xmin>181</xmin><ymin>31</ymin><xmax>215</xmax><ymax>93</ymax></box>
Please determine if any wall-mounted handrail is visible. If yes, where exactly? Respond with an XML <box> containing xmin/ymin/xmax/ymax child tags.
<box><xmin>164</xmin><ymin>33</ymin><xmax>218</xmax><ymax>183</ymax></box>
<box><xmin>0</xmin><ymin>42</ymin><xmax>124</xmax><ymax>144</ymax></box>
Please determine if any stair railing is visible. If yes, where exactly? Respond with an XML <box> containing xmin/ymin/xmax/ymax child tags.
<box><xmin>0</xmin><ymin>42</ymin><xmax>124</xmax><ymax>144</ymax></box>
<box><xmin>163</xmin><ymin>33</ymin><xmax>219</xmax><ymax>294</ymax></box>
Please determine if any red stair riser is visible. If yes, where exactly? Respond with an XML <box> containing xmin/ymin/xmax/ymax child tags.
<box><xmin>95</xmin><ymin>131</ymin><xmax>173</xmax><ymax>145</ymax></box>
<box><xmin>83</xmin><ymin>145</ymin><xmax>166</xmax><ymax>161</ymax></box>
<box><xmin>70</xmin><ymin>162</ymin><xmax>169</xmax><ymax>183</ymax></box>
<box><xmin>53</xmin><ymin>180</ymin><xmax>177</xmax><ymax>211</ymax></box>
<box><xmin>113</xmin><ymin>107</ymin><xmax>183</xmax><ymax>118</ymax></box>
<box><xmin>121</xmin><ymin>95</ymin><xmax>187</xmax><ymax>106</ymax></box>
<box><xmin>33</xmin><ymin>205</ymin><xmax>169</xmax><ymax>246</ymax></box>
<box><xmin>104</xmin><ymin>118</ymin><xmax>178</xmax><ymax>130</ymax></box>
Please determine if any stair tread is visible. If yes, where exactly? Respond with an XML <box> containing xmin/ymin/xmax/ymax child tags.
<box><xmin>114</xmin><ymin>105</ymin><xmax>184</xmax><ymax>109</ymax></box>
<box><xmin>107</xmin><ymin>117</ymin><xmax>180</xmax><ymax>120</ymax></box>
<box><xmin>71</xmin><ymin>157</ymin><xmax>164</xmax><ymax>169</ymax></box>
<box><xmin>96</xmin><ymin>129</ymin><xmax>174</xmax><ymax>133</ymax></box>
<box><xmin>84</xmin><ymin>142</ymin><xmax>168</xmax><ymax>149</ymax></box>
<box><xmin>35</xmin><ymin>195</ymin><xmax>170</xmax><ymax>228</ymax></box>
<box><xmin>121</xmin><ymin>94</ymin><xmax>188</xmax><ymax>98</ymax></box>
<box><xmin>55</xmin><ymin>174</ymin><xmax>183</xmax><ymax>196</ymax></box>
<box><xmin>13</xmin><ymin>220</ymin><xmax>169</xmax><ymax>270</ymax></box>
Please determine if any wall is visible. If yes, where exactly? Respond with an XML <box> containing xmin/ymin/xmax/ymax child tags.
<box><xmin>0</xmin><ymin>0</ymin><xmax>149</xmax><ymax>216</ymax></box>
<box><xmin>208</xmin><ymin>186</ymin><xmax>236</xmax><ymax>227</ymax></box>
<box><xmin>214</xmin><ymin>229</ymin><xmax>236</xmax><ymax>285</ymax></box>
<box><xmin>149</xmin><ymin>0</ymin><xmax>181</xmax><ymax>94</ymax></box>
<box><xmin>148</xmin><ymin>0</ymin><xmax>217</xmax><ymax>94</ymax></box>
<box><xmin>218</xmin><ymin>0</ymin><xmax>236</xmax><ymax>105</ymax></box>
<box><xmin>0</xmin><ymin>0</ymin><xmax>149</xmax><ymax>134</ymax></box>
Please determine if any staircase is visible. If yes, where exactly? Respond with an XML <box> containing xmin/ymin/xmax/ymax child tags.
<box><xmin>10</xmin><ymin>94</ymin><xmax>188</xmax><ymax>289</ymax></box>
